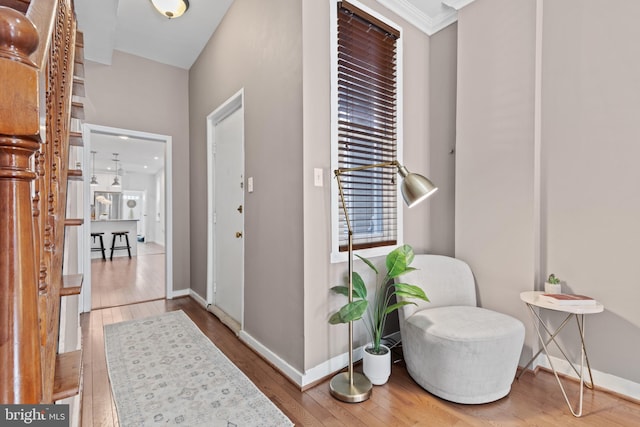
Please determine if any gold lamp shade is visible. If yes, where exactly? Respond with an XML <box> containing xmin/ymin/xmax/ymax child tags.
<box><xmin>397</xmin><ymin>165</ymin><xmax>438</xmax><ymax>207</ymax></box>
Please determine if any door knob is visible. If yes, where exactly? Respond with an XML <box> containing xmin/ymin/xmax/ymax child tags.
<box><xmin>235</xmin><ymin>231</ymin><xmax>243</xmax><ymax>238</ymax></box>
<box><xmin>237</xmin><ymin>205</ymin><xmax>243</xmax><ymax>213</ymax></box>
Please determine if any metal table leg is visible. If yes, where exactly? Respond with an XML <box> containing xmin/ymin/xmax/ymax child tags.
<box><xmin>521</xmin><ymin>303</ymin><xmax>595</xmax><ymax>417</ymax></box>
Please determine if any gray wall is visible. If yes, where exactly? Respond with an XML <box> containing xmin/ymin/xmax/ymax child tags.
<box><xmin>456</xmin><ymin>0</ymin><xmax>640</xmax><ymax>385</ymax></box>
<box><xmin>302</xmin><ymin>0</ymin><xmax>453</xmax><ymax>370</ymax></box>
<box><xmin>429</xmin><ymin>23</ymin><xmax>457</xmax><ymax>258</ymax></box>
<box><xmin>455</xmin><ymin>0</ymin><xmax>537</xmax><ymax>360</ymax></box>
<box><xmin>84</xmin><ymin>50</ymin><xmax>191</xmax><ymax>291</ymax></box>
<box><xmin>189</xmin><ymin>0</ymin><xmax>305</xmax><ymax>371</ymax></box>
<box><xmin>541</xmin><ymin>0</ymin><xmax>640</xmax><ymax>383</ymax></box>
<box><xmin>190</xmin><ymin>0</ymin><xmax>456</xmax><ymax>373</ymax></box>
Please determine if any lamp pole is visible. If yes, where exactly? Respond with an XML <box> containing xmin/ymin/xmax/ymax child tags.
<box><xmin>330</xmin><ymin>170</ymin><xmax>372</xmax><ymax>402</ymax></box>
<box><xmin>329</xmin><ymin>161</ymin><xmax>437</xmax><ymax>403</ymax></box>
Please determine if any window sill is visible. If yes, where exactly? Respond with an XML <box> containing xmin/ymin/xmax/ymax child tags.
<box><xmin>330</xmin><ymin>244</ymin><xmax>399</xmax><ymax>264</ymax></box>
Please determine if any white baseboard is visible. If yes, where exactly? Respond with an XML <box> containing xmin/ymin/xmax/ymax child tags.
<box><xmin>299</xmin><ymin>345</ymin><xmax>366</xmax><ymax>388</ymax></box>
<box><xmin>188</xmin><ymin>289</ymin><xmax>360</xmax><ymax>388</ymax></box>
<box><xmin>240</xmin><ymin>332</ymin><xmax>640</xmax><ymax>399</ymax></box>
<box><xmin>177</xmin><ymin>296</ymin><xmax>640</xmax><ymax>400</ymax></box>
<box><xmin>188</xmin><ymin>289</ymin><xmax>207</xmax><ymax>307</ymax></box>
<box><xmin>168</xmin><ymin>288</ymin><xmax>190</xmax><ymax>299</ymax></box>
<box><xmin>533</xmin><ymin>354</ymin><xmax>640</xmax><ymax>401</ymax></box>
<box><xmin>240</xmin><ymin>330</ymin><xmax>367</xmax><ymax>388</ymax></box>
<box><xmin>239</xmin><ymin>331</ymin><xmax>305</xmax><ymax>386</ymax></box>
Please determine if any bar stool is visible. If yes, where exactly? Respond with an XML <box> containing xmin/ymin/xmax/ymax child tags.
<box><xmin>110</xmin><ymin>231</ymin><xmax>132</xmax><ymax>260</ymax></box>
<box><xmin>90</xmin><ymin>232</ymin><xmax>106</xmax><ymax>261</ymax></box>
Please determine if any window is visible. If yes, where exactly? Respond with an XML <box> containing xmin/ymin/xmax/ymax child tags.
<box><xmin>332</xmin><ymin>1</ymin><xmax>402</xmax><ymax>260</ymax></box>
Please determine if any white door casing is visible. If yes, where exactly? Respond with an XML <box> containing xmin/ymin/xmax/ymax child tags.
<box><xmin>207</xmin><ymin>89</ymin><xmax>245</xmax><ymax>332</ymax></box>
<box><xmin>81</xmin><ymin>124</ymin><xmax>173</xmax><ymax>313</ymax></box>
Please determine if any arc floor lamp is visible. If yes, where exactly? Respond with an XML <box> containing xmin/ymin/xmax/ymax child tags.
<box><xmin>329</xmin><ymin>160</ymin><xmax>437</xmax><ymax>403</ymax></box>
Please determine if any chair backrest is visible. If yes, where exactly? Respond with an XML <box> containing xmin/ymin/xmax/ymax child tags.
<box><xmin>396</xmin><ymin>254</ymin><xmax>477</xmax><ymax>320</ymax></box>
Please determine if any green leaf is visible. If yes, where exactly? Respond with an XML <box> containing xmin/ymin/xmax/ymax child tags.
<box><xmin>328</xmin><ymin>311</ymin><xmax>343</xmax><ymax>324</ymax></box>
<box><xmin>386</xmin><ymin>245</ymin><xmax>414</xmax><ymax>278</ymax></box>
<box><xmin>393</xmin><ymin>283</ymin><xmax>429</xmax><ymax>301</ymax></box>
<box><xmin>405</xmin><ymin>247</ymin><xmax>415</xmax><ymax>266</ymax></box>
<box><xmin>384</xmin><ymin>300</ymin><xmax>416</xmax><ymax>315</ymax></box>
<box><xmin>330</xmin><ymin>277</ymin><xmax>366</xmax><ymax>300</ymax></box>
<box><xmin>330</xmin><ymin>285</ymin><xmax>349</xmax><ymax>297</ymax></box>
<box><xmin>329</xmin><ymin>300</ymin><xmax>368</xmax><ymax>324</ymax></box>
<box><xmin>352</xmin><ymin>272</ymin><xmax>367</xmax><ymax>300</ymax></box>
<box><xmin>355</xmin><ymin>254</ymin><xmax>378</xmax><ymax>274</ymax></box>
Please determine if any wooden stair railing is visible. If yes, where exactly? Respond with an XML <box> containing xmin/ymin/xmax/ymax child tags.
<box><xmin>0</xmin><ymin>0</ymin><xmax>83</xmax><ymax>405</ymax></box>
<box><xmin>0</xmin><ymin>4</ymin><xmax>45</xmax><ymax>405</ymax></box>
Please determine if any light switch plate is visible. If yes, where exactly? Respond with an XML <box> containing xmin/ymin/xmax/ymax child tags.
<box><xmin>314</xmin><ymin>168</ymin><xmax>323</xmax><ymax>187</ymax></box>
<box><xmin>248</xmin><ymin>177</ymin><xmax>254</xmax><ymax>193</ymax></box>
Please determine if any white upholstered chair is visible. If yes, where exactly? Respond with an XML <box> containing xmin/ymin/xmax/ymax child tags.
<box><xmin>396</xmin><ymin>255</ymin><xmax>525</xmax><ymax>404</ymax></box>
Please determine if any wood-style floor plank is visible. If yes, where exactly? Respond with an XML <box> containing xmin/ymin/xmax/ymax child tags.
<box><xmin>81</xmin><ymin>297</ymin><xmax>640</xmax><ymax>426</ymax></box>
<box><xmin>91</xmin><ymin>244</ymin><xmax>165</xmax><ymax>309</ymax></box>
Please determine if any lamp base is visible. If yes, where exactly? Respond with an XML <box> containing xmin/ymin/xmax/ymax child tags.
<box><xmin>329</xmin><ymin>371</ymin><xmax>372</xmax><ymax>403</ymax></box>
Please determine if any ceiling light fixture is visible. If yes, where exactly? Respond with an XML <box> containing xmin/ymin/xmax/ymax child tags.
<box><xmin>150</xmin><ymin>0</ymin><xmax>190</xmax><ymax>19</ymax></box>
<box><xmin>90</xmin><ymin>150</ymin><xmax>99</xmax><ymax>187</ymax></box>
<box><xmin>111</xmin><ymin>153</ymin><xmax>122</xmax><ymax>188</ymax></box>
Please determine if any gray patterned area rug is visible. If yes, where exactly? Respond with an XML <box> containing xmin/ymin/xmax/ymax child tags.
<box><xmin>104</xmin><ymin>310</ymin><xmax>293</xmax><ymax>426</ymax></box>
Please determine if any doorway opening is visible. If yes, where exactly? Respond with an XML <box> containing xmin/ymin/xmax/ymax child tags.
<box><xmin>82</xmin><ymin>124</ymin><xmax>173</xmax><ymax>312</ymax></box>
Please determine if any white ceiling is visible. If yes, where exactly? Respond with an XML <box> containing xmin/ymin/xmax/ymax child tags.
<box><xmin>90</xmin><ymin>133</ymin><xmax>166</xmax><ymax>176</ymax></box>
<box><xmin>75</xmin><ymin>0</ymin><xmax>234</xmax><ymax>69</ymax></box>
<box><xmin>74</xmin><ymin>1</ymin><xmax>458</xmax><ymax>70</ymax></box>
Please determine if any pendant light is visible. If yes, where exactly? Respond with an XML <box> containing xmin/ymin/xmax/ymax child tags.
<box><xmin>111</xmin><ymin>153</ymin><xmax>121</xmax><ymax>188</ymax></box>
<box><xmin>150</xmin><ymin>0</ymin><xmax>189</xmax><ymax>19</ymax></box>
<box><xmin>90</xmin><ymin>150</ymin><xmax>99</xmax><ymax>187</ymax></box>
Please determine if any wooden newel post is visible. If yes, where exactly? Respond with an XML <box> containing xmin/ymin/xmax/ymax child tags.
<box><xmin>0</xmin><ymin>6</ymin><xmax>43</xmax><ymax>403</ymax></box>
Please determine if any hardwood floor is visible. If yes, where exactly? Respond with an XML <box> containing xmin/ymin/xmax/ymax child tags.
<box><xmin>91</xmin><ymin>243</ymin><xmax>165</xmax><ymax>309</ymax></box>
<box><xmin>81</xmin><ymin>298</ymin><xmax>640</xmax><ymax>426</ymax></box>
<box><xmin>136</xmin><ymin>241</ymin><xmax>166</xmax><ymax>256</ymax></box>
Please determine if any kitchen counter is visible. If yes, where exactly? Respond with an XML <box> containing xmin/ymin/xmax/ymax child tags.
<box><xmin>91</xmin><ymin>219</ymin><xmax>139</xmax><ymax>259</ymax></box>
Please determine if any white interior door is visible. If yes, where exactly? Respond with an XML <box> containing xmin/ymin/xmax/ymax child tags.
<box><xmin>212</xmin><ymin>105</ymin><xmax>244</xmax><ymax>327</ymax></box>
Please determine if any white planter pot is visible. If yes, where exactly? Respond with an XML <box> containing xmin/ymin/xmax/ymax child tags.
<box><xmin>544</xmin><ymin>282</ymin><xmax>562</xmax><ymax>294</ymax></box>
<box><xmin>363</xmin><ymin>344</ymin><xmax>391</xmax><ymax>385</ymax></box>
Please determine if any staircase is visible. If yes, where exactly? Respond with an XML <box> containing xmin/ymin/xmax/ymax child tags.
<box><xmin>0</xmin><ymin>0</ymin><xmax>86</xmax><ymax>421</ymax></box>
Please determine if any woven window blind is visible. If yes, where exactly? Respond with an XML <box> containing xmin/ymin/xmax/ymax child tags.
<box><xmin>337</xmin><ymin>1</ymin><xmax>400</xmax><ymax>252</ymax></box>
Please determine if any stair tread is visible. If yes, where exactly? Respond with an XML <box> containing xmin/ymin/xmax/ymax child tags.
<box><xmin>52</xmin><ymin>350</ymin><xmax>82</xmax><ymax>401</ymax></box>
<box><xmin>61</xmin><ymin>274</ymin><xmax>83</xmax><ymax>296</ymax></box>
<box><xmin>64</xmin><ymin>218</ymin><xmax>84</xmax><ymax>226</ymax></box>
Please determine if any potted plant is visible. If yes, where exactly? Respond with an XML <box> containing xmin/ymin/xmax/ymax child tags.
<box><xmin>545</xmin><ymin>274</ymin><xmax>562</xmax><ymax>294</ymax></box>
<box><xmin>329</xmin><ymin>244</ymin><xmax>429</xmax><ymax>385</ymax></box>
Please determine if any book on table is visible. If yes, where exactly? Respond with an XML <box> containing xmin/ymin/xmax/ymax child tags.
<box><xmin>539</xmin><ymin>293</ymin><xmax>597</xmax><ymax>306</ymax></box>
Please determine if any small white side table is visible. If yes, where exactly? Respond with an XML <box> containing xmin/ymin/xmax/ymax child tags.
<box><xmin>518</xmin><ymin>291</ymin><xmax>604</xmax><ymax>417</ymax></box>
